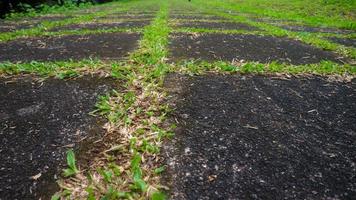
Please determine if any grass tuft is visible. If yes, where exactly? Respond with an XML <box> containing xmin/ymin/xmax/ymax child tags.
<box><xmin>62</xmin><ymin>149</ymin><xmax>79</xmax><ymax>177</ymax></box>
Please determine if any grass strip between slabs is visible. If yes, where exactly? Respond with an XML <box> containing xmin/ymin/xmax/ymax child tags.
<box><xmin>1</xmin><ymin>59</ymin><xmax>354</xmax><ymax>80</ymax></box>
<box><xmin>0</xmin><ymin>59</ymin><xmax>113</xmax><ymax>79</ymax></box>
<box><xmin>52</xmin><ymin>2</ymin><xmax>172</xmax><ymax>199</ymax></box>
<box><xmin>171</xmin><ymin>60</ymin><xmax>356</xmax><ymax>78</ymax></box>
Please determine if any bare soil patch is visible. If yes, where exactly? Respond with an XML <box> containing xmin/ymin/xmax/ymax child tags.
<box><xmin>328</xmin><ymin>37</ymin><xmax>356</xmax><ymax>48</ymax></box>
<box><xmin>73</xmin><ymin>7</ymin><xmax>114</xmax><ymax>14</ymax></box>
<box><xmin>0</xmin><ymin>21</ymin><xmax>42</xmax><ymax>32</ymax></box>
<box><xmin>50</xmin><ymin>20</ymin><xmax>150</xmax><ymax>31</ymax></box>
<box><xmin>279</xmin><ymin>25</ymin><xmax>354</xmax><ymax>34</ymax></box>
<box><xmin>250</xmin><ymin>17</ymin><xmax>296</xmax><ymax>24</ymax></box>
<box><xmin>30</xmin><ymin>15</ymin><xmax>69</xmax><ymax>22</ymax></box>
<box><xmin>170</xmin><ymin>14</ymin><xmax>225</xmax><ymax>20</ymax></box>
<box><xmin>169</xmin><ymin>33</ymin><xmax>344</xmax><ymax>65</ymax></box>
<box><xmin>100</xmin><ymin>14</ymin><xmax>155</xmax><ymax>20</ymax></box>
<box><xmin>0</xmin><ymin>32</ymin><xmax>141</xmax><ymax>62</ymax></box>
<box><xmin>163</xmin><ymin>73</ymin><xmax>356</xmax><ymax>200</ymax></box>
<box><xmin>0</xmin><ymin>75</ymin><xmax>118</xmax><ymax>200</ymax></box>
<box><xmin>0</xmin><ymin>16</ymin><xmax>70</xmax><ymax>32</ymax></box>
<box><xmin>128</xmin><ymin>9</ymin><xmax>158</xmax><ymax>14</ymax></box>
<box><xmin>169</xmin><ymin>10</ymin><xmax>208</xmax><ymax>15</ymax></box>
<box><xmin>0</xmin><ymin>22</ymin><xmax>18</xmax><ymax>32</ymax></box>
<box><xmin>174</xmin><ymin>21</ymin><xmax>260</xmax><ymax>31</ymax></box>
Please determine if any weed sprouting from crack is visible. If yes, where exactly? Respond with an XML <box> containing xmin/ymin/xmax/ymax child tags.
<box><xmin>62</xmin><ymin>149</ymin><xmax>80</xmax><ymax>177</ymax></box>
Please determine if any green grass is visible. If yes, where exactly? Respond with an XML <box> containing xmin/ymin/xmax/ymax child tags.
<box><xmin>3</xmin><ymin>0</ymin><xmax>142</xmax><ymax>20</ymax></box>
<box><xmin>0</xmin><ymin>11</ymin><xmax>112</xmax><ymax>42</ymax></box>
<box><xmin>51</xmin><ymin>1</ymin><xmax>173</xmax><ymax>199</ymax></box>
<box><xmin>131</xmin><ymin>8</ymin><xmax>170</xmax><ymax>65</ymax></box>
<box><xmin>0</xmin><ymin>0</ymin><xmax>149</xmax><ymax>42</ymax></box>
<box><xmin>168</xmin><ymin>0</ymin><xmax>356</xmax><ymax>59</ymax></box>
<box><xmin>173</xmin><ymin>26</ymin><xmax>264</xmax><ymax>35</ymax></box>
<box><xmin>0</xmin><ymin>0</ymin><xmax>355</xmax><ymax>199</ymax></box>
<box><xmin>192</xmin><ymin>0</ymin><xmax>356</xmax><ymax>30</ymax></box>
<box><xmin>38</xmin><ymin>27</ymin><xmax>143</xmax><ymax>38</ymax></box>
<box><xmin>4</xmin><ymin>1</ymin><xmax>93</xmax><ymax>20</ymax></box>
<box><xmin>0</xmin><ymin>59</ymin><xmax>111</xmax><ymax>78</ymax></box>
<box><xmin>173</xmin><ymin>60</ymin><xmax>356</xmax><ymax>76</ymax></box>
<box><xmin>62</xmin><ymin>149</ymin><xmax>80</xmax><ymax>177</ymax></box>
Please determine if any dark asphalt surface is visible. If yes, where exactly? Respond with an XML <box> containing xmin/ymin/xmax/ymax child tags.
<box><xmin>175</xmin><ymin>21</ymin><xmax>260</xmax><ymax>31</ymax></box>
<box><xmin>0</xmin><ymin>76</ymin><xmax>116</xmax><ymax>199</ymax></box>
<box><xmin>163</xmin><ymin>74</ymin><xmax>356</xmax><ymax>200</ymax></box>
<box><xmin>50</xmin><ymin>20</ymin><xmax>151</xmax><ymax>32</ymax></box>
<box><xmin>0</xmin><ymin>33</ymin><xmax>141</xmax><ymax>62</ymax></box>
<box><xmin>328</xmin><ymin>37</ymin><xmax>356</xmax><ymax>48</ymax></box>
<box><xmin>169</xmin><ymin>33</ymin><xmax>344</xmax><ymax>65</ymax></box>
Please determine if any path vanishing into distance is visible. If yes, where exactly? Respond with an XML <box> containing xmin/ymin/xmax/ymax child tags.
<box><xmin>0</xmin><ymin>0</ymin><xmax>355</xmax><ymax>199</ymax></box>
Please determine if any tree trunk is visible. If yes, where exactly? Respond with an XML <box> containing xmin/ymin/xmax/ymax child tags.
<box><xmin>58</xmin><ymin>0</ymin><xmax>65</xmax><ymax>6</ymax></box>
